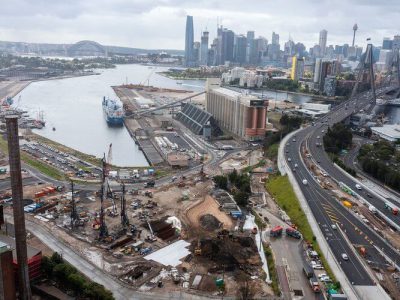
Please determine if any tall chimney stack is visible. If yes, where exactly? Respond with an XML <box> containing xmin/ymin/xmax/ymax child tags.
<box><xmin>6</xmin><ymin>115</ymin><xmax>31</xmax><ymax>300</ymax></box>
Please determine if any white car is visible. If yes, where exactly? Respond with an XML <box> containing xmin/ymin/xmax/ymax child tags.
<box><xmin>331</xmin><ymin>224</ymin><xmax>337</xmax><ymax>230</ymax></box>
<box><xmin>341</xmin><ymin>253</ymin><xmax>349</xmax><ymax>261</ymax></box>
<box><xmin>302</xmin><ymin>179</ymin><xmax>308</xmax><ymax>185</ymax></box>
<box><xmin>318</xmin><ymin>273</ymin><xmax>327</xmax><ymax>279</ymax></box>
<box><xmin>355</xmin><ymin>184</ymin><xmax>362</xmax><ymax>190</ymax></box>
<box><xmin>313</xmin><ymin>264</ymin><xmax>324</xmax><ymax>270</ymax></box>
<box><xmin>294</xmin><ymin>163</ymin><xmax>298</xmax><ymax>168</ymax></box>
<box><xmin>288</xmin><ymin>158</ymin><xmax>292</xmax><ymax>162</ymax></box>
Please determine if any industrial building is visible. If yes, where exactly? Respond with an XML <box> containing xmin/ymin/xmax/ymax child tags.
<box><xmin>0</xmin><ymin>241</ymin><xmax>16</xmax><ymax>300</ymax></box>
<box><xmin>290</xmin><ymin>56</ymin><xmax>305</xmax><ymax>80</ymax></box>
<box><xmin>371</xmin><ymin>124</ymin><xmax>400</xmax><ymax>142</ymax></box>
<box><xmin>206</xmin><ymin>79</ymin><xmax>268</xmax><ymax>141</ymax></box>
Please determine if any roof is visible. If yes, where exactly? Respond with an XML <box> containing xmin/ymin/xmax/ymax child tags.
<box><xmin>0</xmin><ymin>235</ymin><xmax>41</xmax><ymax>259</ymax></box>
<box><xmin>210</xmin><ymin>87</ymin><xmax>262</xmax><ymax>106</ymax></box>
<box><xmin>371</xmin><ymin>124</ymin><xmax>400</xmax><ymax>141</ymax></box>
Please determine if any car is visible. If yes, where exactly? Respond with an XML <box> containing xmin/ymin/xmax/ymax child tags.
<box><xmin>321</xmin><ymin>130</ymin><xmax>325</xmax><ymax>133</ymax></box>
<box><xmin>302</xmin><ymin>179</ymin><xmax>308</xmax><ymax>185</ymax></box>
<box><xmin>322</xmin><ymin>172</ymin><xmax>328</xmax><ymax>177</ymax></box>
<box><xmin>294</xmin><ymin>163</ymin><xmax>298</xmax><ymax>168</ymax></box>
<box><xmin>355</xmin><ymin>184</ymin><xmax>362</xmax><ymax>190</ymax></box>
<box><xmin>331</xmin><ymin>224</ymin><xmax>337</xmax><ymax>230</ymax></box>
<box><xmin>292</xmin><ymin>168</ymin><xmax>296</xmax><ymax>172</ymax></box>
<box><xmin>367</xmin><ymin>193</ymin><xmax>372</xmax><ymax>198</ymax></box>
<box><xmin>318</xmin><ymin>273</ymin><xmax>327</xmax><ymax>279</ymax></box>
<box><xmin>288</xmin><ymin>158</ymin><xmax>292</xmax><ymax>162</ymax></box>
<box><xmin>341</xmin><ymin>253</ymin><xmax>349</xmax><ymax>261</ymax></box>
<box><xmin>317</xmin><ymin>136</ymin><xmax>320</xmax><ymax>139</ymax></box>
<box><xmin>286</xmin><ymin>149</ymin><xmax>289</xmax><ymax>153</ymax></box>
<box><xmin>312</xmin><ymin>264</ymin><xmax>324</xmax><ymax>270</ymax></box>
<box><xmin>320</xmin><ymin>276</ymin><xmax>332</xmax><ymax>283</ymax></box>
<box><xmin>292</xmin><ymin>139</ymin><xmax>296</xmax><ymax>142</ymax></box>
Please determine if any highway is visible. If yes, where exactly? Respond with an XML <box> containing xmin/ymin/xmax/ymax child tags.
<box><xmin>283</xmin><ymin>86</ymin><xmax>400</xmax><ymax>287</ymax></box>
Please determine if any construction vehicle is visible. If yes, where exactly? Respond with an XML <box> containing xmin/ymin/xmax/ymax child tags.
<box><xmin>144</xmin><ymin>180</ymin><xmax>155</xmax><ymax>188</ymax></box>
<box><xmin>286</xmin><ymin>227</ymin><xmax>302</xmax><ymax>239</ymax></box>
<box><xmin>144</xmin><ymin>191</ymin><xmax>153</xmax><ymax>198</ymax></box>
<box><xmin>270</xmin><ymin>226</ymin><xmax>283</xmax><ymax>237</ymax></box>
<box><xmin>140</xmin><ymin>247</ymin><xmax>152</xmax><ymax>255</ymax></box>
<box><xmin>194</xmin><ymin>240</ymin><xmax>202</xmax><ymax>255</ymax></box>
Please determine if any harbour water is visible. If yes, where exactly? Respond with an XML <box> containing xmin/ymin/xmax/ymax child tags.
<box><xmin>13</xmin><ymin>64</ymin><xmax>317</xmax><ymax>166</ymax></box>
<box><xmin>13</xmin><ymin>64</ymin><xmax>204</xmax><ymax>167</ymax></box>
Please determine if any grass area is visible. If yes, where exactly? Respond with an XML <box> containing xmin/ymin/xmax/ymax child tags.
<box><xmin>265</xmin><ymin>143</ymin><xmax>279</xmax><ymax>161</ymax></box>
<box><xmin>264</xmin><ymin>245</ymin><xmax>281</xmax><ymax>296</ymax></box>
<box><xmin>0</xmin><ymin>135</ymin><xmax>65</xmax><ymax>181</ymax></box>
<box><xmin>266</xmin><ymin>175</ymin><xmax>336</xmax><ymax>283</ymax></box>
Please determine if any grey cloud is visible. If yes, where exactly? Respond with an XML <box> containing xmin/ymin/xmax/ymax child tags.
<box><xmin>0</xmin><ymin>0</ymin><xmax>399</xmax><ymax>49</ymax></box>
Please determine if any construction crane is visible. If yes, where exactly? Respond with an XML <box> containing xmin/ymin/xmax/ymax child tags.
<box><xmin>120</xmin><ymin>183</ymin><xmax>129</xmax><ymax>228</ymax></box>
<box><xmin>70</xmin><ymin>181</ymin><xmax>79</xmax><ymax>229</ymax></box>
<box><xmin>140</xmin><ymin>69</ymin><xmax>155</xmax><ymax>86</ymax></box>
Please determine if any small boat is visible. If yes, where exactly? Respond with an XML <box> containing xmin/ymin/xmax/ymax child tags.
<box><xmin>52</xmin><ymin>127</ymin><xmax>56</xmax><ymax>131</ymax></box>
<box><xmin>176</xmin><ymin>81</ymin><xmax>183</xmax><ymax>85</ymax></box>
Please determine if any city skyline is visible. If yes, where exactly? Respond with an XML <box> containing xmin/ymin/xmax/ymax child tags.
<box><xmin>1</xmin><ymin>0</ymin><xmax>399</xmax><ymax>50</ymax></box>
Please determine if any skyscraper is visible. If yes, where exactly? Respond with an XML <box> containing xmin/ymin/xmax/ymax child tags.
<box><xmin>382</xmin><ymin>38</ymin><xmax>393</xmax><ymax>50</ymax></box>
<box><xmin>319</xmin><ymin>29</ymin><xmax>328</xmax><ymax>57</ymax></box>
<box><xmin>246</xmin><ymin>31</ymin><xmax>255</xmax><ymax>64</ymax></box>
<box><xmin>272</xmin><ymin>32</ymin><xmax>280</xmax><ymax>45</ymax></box>
<box><xmin>235</xmin><ymin>35</ymin><xmax>247</xmax><ymax>65</ymax></box>
<box><xmin>184</xmin><ymin>15</ymin><xmax>194</xmax><ymax>67</ymax></box>
<box><xmin>200</xmin><ymin>31</ymin><xmax>209</xmax><ymax>65</ymax></box>
<box><xmin>290</xmin><ymin>56</ymin><xmax>304</xmax><ymax>80</ymax></box>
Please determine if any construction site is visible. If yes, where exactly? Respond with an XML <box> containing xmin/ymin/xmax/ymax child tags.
<box><xmin>0</xmin><ymin>132</ymin><xmax>274</xmax><ymax>298</ymax></box>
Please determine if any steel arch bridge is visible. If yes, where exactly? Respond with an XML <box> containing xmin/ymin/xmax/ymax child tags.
<box><xmin>67</xmin><ymin>40</ymin><xmax>107</xmax><ymax>57</ymax></box>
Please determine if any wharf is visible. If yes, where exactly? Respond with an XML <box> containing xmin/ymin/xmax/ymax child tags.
<box><xmin>113</xmin><ymin>86</ymin><xmax>164</xmax><ymax>166</ymax></box>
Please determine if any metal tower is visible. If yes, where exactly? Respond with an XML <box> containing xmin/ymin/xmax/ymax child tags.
<box><xmin>70</xmin><ymin>181</ymin><xmax>79</xmax><ymax>229</ymax></box>
<box><xmin>351</xmin><ymin>43</ymin><xmax>376</xmax><ymax>104</ymax></box>
<box><xmin>98</xmin><ymin>155</ymin><xmax>108</xmax><ymax>239</ymax></box>
<box><xmin>352</xmin><ymin>23</ymin><xmax>358</xmax><ymax>47</ymax></box>
<box><xmin>120</xmin><ymin>183</ymin><xmax>129</xmax><ymax>228</ymax></box>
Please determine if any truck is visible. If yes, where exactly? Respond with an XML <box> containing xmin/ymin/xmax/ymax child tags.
<box><xmin>303</xmin><ymin>263</ymin><xmax>314</xmax><ymax>278</ymax></box>
<box><xmin>230</xmin><ymin>211</ymin><xmax>243</xmax><ymax>219</ymax></box>
<box><xmin>385</xmin><ymin>202</ymin><xmax>399</xmax><ymax>215</ymax></box>
<box><xmin>309</xmin><ymin>277</ymin><xmax>320</xmax><ymax>293</ymax></box>
<box><xmin>270</xmin><ymin>225</ymin><xmax>283</xmax><ymax>237</ymax></box>
<box><xmin>286</xmin><ymin>227</ymin><xmax>302</xmax><ymax>239</ymax></box>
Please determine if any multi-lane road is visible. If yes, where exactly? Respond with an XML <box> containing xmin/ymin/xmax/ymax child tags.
<box><xmin>283</xmin><ymin>86</ymin><xmax>400</xmax><ymax>288</ymax></box>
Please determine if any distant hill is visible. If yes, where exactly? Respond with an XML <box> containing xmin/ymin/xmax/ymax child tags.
<box><xmin>0</xmin><ymin>40</ymin><xmax>184</xmax><ymax>57</ymax></box>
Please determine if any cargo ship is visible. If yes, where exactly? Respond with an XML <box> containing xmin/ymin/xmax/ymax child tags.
<box><xmin>102</xmin><ymin>97</ymin><xmax>125</xmax><ymax>126</ymax></box>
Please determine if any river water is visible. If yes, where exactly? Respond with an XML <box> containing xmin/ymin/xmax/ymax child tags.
<box><xmin>14</xmin><ymin>64</ymin><xmax>204</xmax><ymax>167</ymax></box>
<box><xmin>13</xmin><ymin>64</ymin><xmax>316</xmax><ymax>167</ymax></box>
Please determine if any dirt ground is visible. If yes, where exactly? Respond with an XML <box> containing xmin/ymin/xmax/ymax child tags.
<box><xmin>185</xmin><ymin>195</ymin><xmax>233</xmax><ymax>230</ymax></box>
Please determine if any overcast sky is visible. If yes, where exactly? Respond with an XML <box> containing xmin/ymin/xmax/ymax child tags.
<box><xmin>1</xmin><ymin>0</ymin><xmax>399</xmax><ymax>50</ymax></box>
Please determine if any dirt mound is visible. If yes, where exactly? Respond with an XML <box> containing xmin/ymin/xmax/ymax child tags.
<box><xmin>200</xmin><ymin>214</ymin><xmax>222</xmax><ymax>231</ymax></box>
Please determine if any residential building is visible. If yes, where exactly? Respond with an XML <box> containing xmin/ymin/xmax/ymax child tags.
<box><xmin>324</xmin><ymin>75</ymin><xmax>337</xmax><ymax>96</ymax></box>
<box><xmin>319</xmin><ymin>29</ymin><xmax>328</xmax><ymax>57</ymax></box>
<box><xmin>290</xmin><ymin>56</ymin><xmax>305</xmax><ymax>80</ymax></box>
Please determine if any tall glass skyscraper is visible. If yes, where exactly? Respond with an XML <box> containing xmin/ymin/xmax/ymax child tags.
<box><xmin>185</xmin><ymin>15</ymin><xmax>194</xmax><ymax>67</ymax></box>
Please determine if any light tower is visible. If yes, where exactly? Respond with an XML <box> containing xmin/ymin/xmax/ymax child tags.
<box><xmin>352</xmin><ymin>23</ymin><xmax>358</xmax><ymax>47</ymax></box>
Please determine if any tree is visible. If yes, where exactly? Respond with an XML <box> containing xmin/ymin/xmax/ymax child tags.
<box><xmin>213</xmin><ymin>175</ymin><xmax>228</xmax><ymax>190</ymax></box>
<box><xmin>41</xmin><ymin>256</ymin><xmax>55</xmax><ymax>278</ymax></box>
<box><xmin>234</xmin><ymin>190</ymin><xmax>250</xmax><ymax>206</ymax></box>
<box><xmin>68</xmin><ymin>273</ymin><xmax>87</xmax><ymax>294</ymax></box>
<box><xmin>84</xmin><ymin>282</ymin><xmax>115</xmax><ymax>300</ymax></box>
<box><xmin>51</xmin><ymin>252</ymin><xmax>63</xmax><ymax>264</ymax></box>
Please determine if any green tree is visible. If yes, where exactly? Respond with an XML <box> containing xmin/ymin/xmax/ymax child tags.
<box><xmin>213</xmin><ymin>175</ymin><xmax>228</xmax><ymax>190</ymax></box>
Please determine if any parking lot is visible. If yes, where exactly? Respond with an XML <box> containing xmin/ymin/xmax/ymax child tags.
<box><xmin>21</xmin><ymin>141</ymin><xmax>101</xmax><ymax>179</ymax></box>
